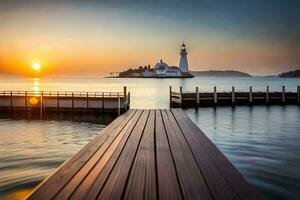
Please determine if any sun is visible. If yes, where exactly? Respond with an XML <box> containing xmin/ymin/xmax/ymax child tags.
<box><xmin>32</xmin><ymin>63</ymin><xmax>41</xmax><ymax>71</ymax></box>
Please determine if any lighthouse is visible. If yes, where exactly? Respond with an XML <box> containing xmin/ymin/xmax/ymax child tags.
<box><xmin>179</xmin><ymin>43</ymin><xmax>189</xmax><ymax>73</ymax></box>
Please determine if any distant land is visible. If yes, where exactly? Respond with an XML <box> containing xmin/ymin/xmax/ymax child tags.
<box><xmin>278</xmin><ymin>69</ymin><xmax>300</xmax><ymax>78</ymax></box>
<box><xmin>108</xmin><ymin>69</ymin><xmax>300</xmax><ymax>78</ymax></box>
<box><xmin>190</xmin><ymin>70</ymin><xmax>252</xmax><ymax>77</ymax></box>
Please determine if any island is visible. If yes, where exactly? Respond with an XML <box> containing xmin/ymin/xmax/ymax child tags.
<box><xmin>116</xmin><ymin>43</ymin><xmax>194</xmax><ymax>78</ymax></box>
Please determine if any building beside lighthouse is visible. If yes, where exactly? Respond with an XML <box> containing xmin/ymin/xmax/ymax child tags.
<box><xmin>143</xmin><ymin>43</ymin><xmax>193</xmax><ymax>78</ymax></box>
<box><xmin>119</xmin><ymin>43</ymin><xmax>194</xmax><ymax>78</ymax></box>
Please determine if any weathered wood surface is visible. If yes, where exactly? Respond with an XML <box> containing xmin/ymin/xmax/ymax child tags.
<box><xmin>27</xmin><ymin>109</ymin><xmax>262</xmax><ymax>200</ymax></box>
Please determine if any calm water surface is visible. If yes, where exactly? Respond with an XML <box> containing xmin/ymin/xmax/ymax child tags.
<box><xmin>0</xmin><ymin>119</ymin><xmax>105</xmax><ymax>200</ymax></box>
<box><xmin>0</xmin><ymin>77</ymin><xmax>299</xmax><ymax>199</ymax></box>
<box><xmin>187</xmin><ymin>106</ymin><xmax>300</xmax><ymax>200</ymax></box>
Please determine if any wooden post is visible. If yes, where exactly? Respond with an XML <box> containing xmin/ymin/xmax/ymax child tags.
<box><xmin>102</xmin><ymin>92</ymin><xmax>104</xmax><ymax>112</ymax></box>
<box><xmin>179</xmin><ymin>86</ymin><xmax>183</xmax><ymax>107</ymax></box>
<box><xmin>25</xmin><ymin>91</ymin><xmax>27</xmax><ymax>110</ymax></box>
<box><xmin>282</xmin><ymin>86</ymin><xmax>285</xmax><ymax>104</ymax></box>
<box><xmin>213</xmin><ymin>86</ymin><xmax>217</xmax><ymax>105</ymax></box>
<box><xmin>169</xmin><ymin>86</ymin><xmax>172</xmax><ymax>106</ymax></box>
<box><xmin>10</xmin><ymin>91</ymin><xmax>13</xmax><ymax>110</ymax></box>
<box><xmin>231</xmin><ymin>86</ymin><xmax>235</xmax><ymax>104</ymax></box>
<box><xmin>266</xmin><ymin>86</ymin><xmax>269</xmax><ymax>104</ymax></box>
<box><xmin>297</xmin><ymin>86</ymin><xmax>300</xmax><ymax>105</ymax></box>
<box><xmin>40</xmin><ymin>91</ymin><xmax>43</xmax><ymax>119</ymax></box>
<box><xmin>72</xmin><ymin>92</ymin><xmax>74</xmax><ymax>113</ymax></box>
<box><xmin>123</xmin><ymin>86</ymin><xmax>127</xmax><ymax>99</ymax></box>
<box><xmin>128</xmin><ymin>92</ymin><xmax>131</xmax><ymax>109</ymax></box>
<box><xmin>249</xmin><ymin>86</ymin><xmax>253</xmax><ymax>104</ymax></box>
<box><xmin>118</xmin><ymin>93</ymin><xmax>120</xmax><ymax>116</ymax></box>
<box><xmin>57</xmin><ymin>92</ymin><xmax>59</xmax><ymax>112</ymax></box>
<box><xmin>123</xmin><ymin>92</ymin><xmax>127</xmax><ymax>111</ymax></box>
<box><xmin>196</xmin><ymin>87</ymin><xmax>199</xmax><ymax>105</ymax></box>
<box><xmin>87</xmin><ymin>92</ymin><xmax>89</xmax><ymax>110</ymax></box>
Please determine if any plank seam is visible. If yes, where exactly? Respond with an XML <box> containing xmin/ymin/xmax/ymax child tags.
<box><xmin>160</xmin><ymin>109</ymin><xmax>184</xmax><ymax>199</ymax></box>
<box><xmin>169</xmin><ymin>109</ymin><xmax>216</xmax><ymax>200</ymax></box>
<box><xmin>27</xmin><ymin>110</ymin><xmax>135</xmax><ymax>200</ymax></box>
<box><xmin>154</xmin><ymin>110</ymin><xmax>159</xmax><ymax>200</ymax></box>
<box><xmin>53</xmin><ymin>110</ymin><xmax>138</xmax><ymax>199</ymax></box>
<box><xmin>93</xmin><ymin>110</ymin><xmax>144</xmax><ymax>199</ymax></box>
<box><xmin>173</xmin><ymin>109</ymin><xmax>260</xmax><ymax>199</ymax></box>
<box><xmin>120</xmin><ymin>110</ymin><xmax>151</xmax><ymax>199</ymax></box>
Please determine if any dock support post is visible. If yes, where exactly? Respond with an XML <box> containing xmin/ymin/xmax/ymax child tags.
<box><xmin>196</xmin><ymin>87</ymin><xmax>199</xmax><ymax>106</ymax></box>
<box><xmin>124</xmin><ymin>92</ymin><xmax>127</xmax><ymax>111</ymax></box>
<box><xmin>232</xmin><ymin>86</ymin><xmax>235</xmax><ymax>105</ymax></box>
<box><xmin>40</xmin><ymin>91</ymin><xmax>43</xmax><ymax>119</ymax></box>
<box><xmin>179</xmin><ymin>86</ymin><xmax>183</xmax><ymax>107</ymax></box>
<box><xmin>128</xmin><ymin>92</ymin><xmax>130</xmax><ymax>109</ymax></box>
<box><xmin>169</xmin><ymin>86</ymin><xmax>172</xmax><ymax>106</ymax></box>
<box><xmin>57</xmin><ymin>92</ymin><xmax>59</xmax><ymax>113</ymax></box>
<box><xmin>102</xmin><ymin>92</ymin><xmax>104</xmax><ymax>112</ymax></box>
<box><xmin>214</xmin><ymin>86</ymin><xmax>217</xmax><ymax>105</ymax></box>
<box><xmin>87</xmin><ymin>92</ymin><xmax>89</xmax><ymax>111</ymax></box>
<box><xmin>282</xmin><ymin>86</ymin><xmax>285</xmax><ymax>104</ymax></box>
<box><xmin>25</xmin><ymin>91</ymin><xmax>27</xmax><ymax>110</ymax></box>
<box><xmin>249</xmin><ymin>86</ymin><xmax>253</xmax><ymax>104</ymax></box>
<box><xmin>266</xmin><ymin>86</ymin><xmax>269</xmax><ymax>104</ymax></box>
<box><xmin>297</xmin><ymin>86</ymin><xmax>300</xmax><ymax>105</ymax></box>
<box><xmin>123</xmin><ymin>86</ymin><xmax>127</xmax><ymax>99</ymax></box>
<box><xmin>72</xmin><ymin>92</ymin><xmax>74</xmax><ymax>113</ymax></box>
<box><xmin>10</xmin><ymin>91</ymin><xmax>13</xmax><ymax>110</ymax></box>
<box><xmin>118</xmin><ymin>93</ymin><xmax>120</xmax><ymax>116</ymax></box>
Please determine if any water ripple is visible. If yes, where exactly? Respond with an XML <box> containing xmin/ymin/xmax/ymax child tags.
<box><xmin>0</xmin><ymin>120</ymin><xmax>104</xmax><ymax>199</ymax></box>
<box><xmin>186</xmin><ymin>105</ymin><xmax>300</xmax><ymax>200</ymax></box>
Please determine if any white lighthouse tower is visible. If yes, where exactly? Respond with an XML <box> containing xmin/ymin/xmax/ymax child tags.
<box><xmin>179</xmin><ymin>43</ymin><xmax>189</xmax><ymax>73</ymax></box>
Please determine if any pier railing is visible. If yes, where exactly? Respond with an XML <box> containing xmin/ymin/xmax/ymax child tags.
<box><xmin>170</xmin><ymin>86</ymin><xmax>300</xmax><ymax>107</ymax></box>
<box><xmin>0</xmin><ymin>91</ymin><xmax>124</xmax><ymax>98</ymax></box>
<box><xmin>0</xmin><ymin>87</ymin><xmax>130</xmax><ymax>116</ymax></box>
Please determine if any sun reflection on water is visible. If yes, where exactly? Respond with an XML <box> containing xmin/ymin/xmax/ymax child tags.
<box><xmin>32</xmin><ymin>78</ymin><xmax>40</xmax><ymax>96</ymax></box>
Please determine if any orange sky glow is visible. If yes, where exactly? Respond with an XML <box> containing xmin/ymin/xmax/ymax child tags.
<box><xmin>0</xmin><ymin>2</ymin><xmax>299</xmax><ymax>77</ymax></box>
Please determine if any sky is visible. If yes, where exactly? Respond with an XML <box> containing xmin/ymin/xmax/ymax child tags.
<box><xmin>0</xmin><ymin>0</ymin><xmax>299</xmax><ymax>76</ymax></box>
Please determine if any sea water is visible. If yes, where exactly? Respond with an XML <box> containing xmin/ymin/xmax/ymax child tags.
<box><xmin>0</xmin><ymin>76</ymin><xmax>299</xmax><ymax>199</ymax></box>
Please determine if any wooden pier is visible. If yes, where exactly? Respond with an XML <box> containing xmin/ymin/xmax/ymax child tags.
<box><xmin>170</xmin><ymin>86</ymin><xmax>300</xmax><ymax>107</ymax></box>
<box><xmin>0</xmin><ymin>87</ymin><xmax>130</xmax><ymax>116</ymax></box>
<box><xmin>27</xmin><ymin>109</ymin><xmax>262</xmax><ymax>200</ymax></box>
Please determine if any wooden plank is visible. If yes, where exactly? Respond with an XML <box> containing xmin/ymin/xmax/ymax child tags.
<box><xmin>155</xmin><ymin>110</ymin><xmax>183</xmax><ymax>200</ymax></box>
<box><xmin>69</xmin><ymin>110</ymin><xmax>143</xmax><ymax>200</ymax></box>
<box><xmin>27</xmin><ymin>108</ymin><xmax>262</xmax><ymax>200</ymax></box>
<box><xmin>172</xmin><ymin>109</ymin><xmax>262</xmax><ymax>200</ymax></box>
<box><xmin>171</xmin><ymin>109</ymin><xmax>239</xmax><ymax>200</ymax></box>
<box><xmin>123</xmin><ymin>110</ymin><xmax>156</xmax><ymax>199</ymax></box>
<box><xmin>96</xmin><ymin>110</ymin><xmax>150</xmax><ymax>199</ymax></box>
<box><xmin>53</xmin><ymin>110</ymin><xmax>139</xmax><ymax>199</ymax></box>
<box><xmin>161</xmin><ymin>109</ymin><xmax>213</xmax><ymax>200</ymax></box>
<box><xmin>27</xmin><ymin>109</ymin><xmax>135</xmax><ymax>200</ymax></box>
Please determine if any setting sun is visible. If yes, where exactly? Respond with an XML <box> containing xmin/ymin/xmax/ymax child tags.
<box><xmin>32</xmin><ymin>63</ymin><xmax>41</xmax><ymax>71</ymax></box>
